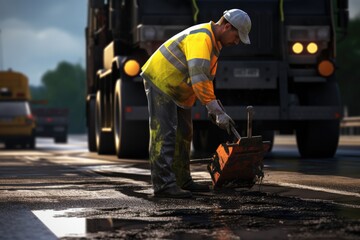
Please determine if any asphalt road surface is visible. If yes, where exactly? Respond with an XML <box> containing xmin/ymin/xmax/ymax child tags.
<box><xmin>0</xmin><ymin>135</ymin><xmax>359</xmax><ymax>240</ymax></box>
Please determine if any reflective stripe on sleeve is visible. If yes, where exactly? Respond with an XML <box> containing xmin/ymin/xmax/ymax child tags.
<box><xmin>188</xmin><ymin>58</ymin><xmax>210</xmax><ymax>84</ymax></box>
<box><xmin>191</xmin><ymin>73</ymin><xmax>209</xmax><ymax>84</ymax></box>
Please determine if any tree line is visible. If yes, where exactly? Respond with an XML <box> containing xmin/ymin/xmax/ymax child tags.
<box><xmin>31</xmin><ymin>61</ymin><xmax>86</xmax><ymax>133</ymax></box>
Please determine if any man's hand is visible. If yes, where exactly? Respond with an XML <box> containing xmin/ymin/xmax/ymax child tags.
<box><xmin>206</xmin><ymin>100</ymin><xmax>235</xmax><ymax>134</ymax></box>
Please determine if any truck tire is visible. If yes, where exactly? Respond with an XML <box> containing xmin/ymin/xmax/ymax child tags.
<box><xmin>87</xmin><ymin>97</ymin><xmax>97</xmax><ymax>152</ymax></box>
<box><xmin>261</xmin><ymin>130</ymin><xmax>274</xmax><ymax>153</ymax></box>
<box><xmin>95</xmin><ymin>91</ymin><xmax>115</xmax><ymax>154</ymax></box>
<box><xmin>55</xmin><ymin>134</ymin><xmax>67</xmax><ymax>143</ymax></box>
<box><xmin>296</xmin><ymin>120</ymin><xmax>339</xmax><ymax>158</ymax></box>
<box><xmin>295</xmin><ymin>82</ymin><xmax>341</xmax><ymax>158</ymax></box>
<box><xmin>5</xmin><ymin>142</ymin><xmax>14</xmax><ymax>149</ymax></box>
<box><xmin>114</xmin><ymin>79</ymin><xmax>149</xmax><ymax>158</ymax></box>
<box><xmin>28</xmin><ymin>134</ymin><xmax>36</xmax><ymax>149</ymax></box>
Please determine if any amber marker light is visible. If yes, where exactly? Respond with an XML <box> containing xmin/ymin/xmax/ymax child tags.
<box><xmin>307</xmin><ymin>42</ymin><xmax>318</xmax><ymax>54</ymax></box>
<box><xmin>318</xmin><ymin>60</ymin><xmax>334</xmax><ymax>77</ymax></box>
<box><xmin>292</xmin><ymin>42</ymin><xmax>303</xmax><ymax>54</ymax></box>
<box><xmin>124</xmin><ymin>60</ymin><xmax>140</xmax><ymax>77</ymax></box>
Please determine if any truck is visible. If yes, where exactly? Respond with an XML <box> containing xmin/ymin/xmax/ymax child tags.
<box><xmin>31</xmin><ymin>107</ymin><xmax>69</xmax><ymax>143</ymax></box>
<box><xmin>0</xmin><ymin>70</ymin><xmax>36</xmax><ymax>149</ymax></box>
<box><xmin>85</xmin><ymin>0</ymin><xmax>349</xmax><ymax>158</ymax></box>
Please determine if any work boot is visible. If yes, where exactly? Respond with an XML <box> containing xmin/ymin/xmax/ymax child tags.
<box><xmin>181</xmin><ymin>181</ymin><xmax>210</xmax><ymax>192</ymax></box>
<box><xmin>154</xmin><ymin>186</ymin><xmax>192</xmax><ymax>199</ymax></box>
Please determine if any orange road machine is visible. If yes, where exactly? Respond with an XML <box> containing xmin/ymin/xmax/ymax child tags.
<box><xmin>206</xmin><ymin>106</ymin><xmax>271</xmax><ymax>189</ymax></box>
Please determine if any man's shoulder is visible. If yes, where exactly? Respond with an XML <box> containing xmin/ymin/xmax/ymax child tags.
<box><xmin>187</xmin><ymin>22</ymin><xmax>213</xmax><ymax>38</ymax></box>
<box><xmin>188</xmin><ymin>22</ymin><xmax>211</xmax><ymax>32</ymax></box>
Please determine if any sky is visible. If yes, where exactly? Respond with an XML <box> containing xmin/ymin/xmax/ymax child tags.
<box><xmin>0</xmin><ymin>0</ymin><xmax>87</xmax><ymax>86</ymax></box>
<box><xmin>0</xmin><ymin>0</ymin><xmax>359</xmax><ymax>86</ymax></box>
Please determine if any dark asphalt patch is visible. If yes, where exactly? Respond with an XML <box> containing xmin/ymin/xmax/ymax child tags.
<box><xmin>57</xmin><ymin>185</ymin><xmax>360</xmax><ymax>239</ymax></box>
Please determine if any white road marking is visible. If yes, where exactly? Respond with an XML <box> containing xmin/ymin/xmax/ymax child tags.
<box><xmin>266</xmin><ymin>180</ymin><xmax>360</xmax><ymax>198</ymax></box>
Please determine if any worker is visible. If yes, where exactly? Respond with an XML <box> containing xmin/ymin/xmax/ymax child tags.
<box><xmin>141</xmin><ymin>9</ymin><xmax>251</xmax><ymax>198</ymax></box>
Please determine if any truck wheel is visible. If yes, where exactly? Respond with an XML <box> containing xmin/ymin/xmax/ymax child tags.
<box><xmin>5</xmin><ymin>142</ymin><xmax>14</xmax><ymax>149</ymax></box>
<box><xmin>28</xmin><ymin>135</ymin><xmax>36</xmax><ymax>149</ymax></box>
<box><xmin>296</xmin><ymin>82</ymin><xmax>341</xmax><ymax>158</ymax></box>
<box><xmin>261</xmin><ymin>130</ymin><xmax>274</xmax><ymax>153</ymax></box>
<box><xmin>95</xmin><ymin>91</ymin><xmax>115</xmax><ymax>154</ymax></box>
<box><xmin>55</xmin><ymin>134</ymin><xmax>67</xmax><ymax>143</ymax></box>
<box><xmin>296</xmin><ymin>120</ymin><xmax>339</xmax><ymax>158</ymax></box>
<box><xmin>114</xmin><ymin>79</ymin><xmax>149</xmax><ymax>158</ymax></box>
<box><xmin>87</xmin><ymin>97</ymin><xmax>97</xmax><ymax>151</ymax></box>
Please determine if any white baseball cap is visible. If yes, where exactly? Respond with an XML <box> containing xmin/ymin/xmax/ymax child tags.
<box><xmin>223</xmin><ymin>9</ymin><xmax>251</xmax><ymax>44</ymax></box>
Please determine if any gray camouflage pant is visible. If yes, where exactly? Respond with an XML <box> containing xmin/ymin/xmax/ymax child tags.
<box><xmin>144</xmin><ymin>80</ymin><xmax>193</xmax><ymax>193</ymax></box>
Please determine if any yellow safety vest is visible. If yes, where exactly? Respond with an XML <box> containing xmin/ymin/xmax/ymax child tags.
<box><xmin>141</xmin><ymin>22</ymin><xmax>222</xmax><ymax>108</ymax></box>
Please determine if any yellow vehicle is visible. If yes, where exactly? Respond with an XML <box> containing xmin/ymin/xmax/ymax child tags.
<box><xmin>0</xmin><ymin>70</ymin><xmax>36</xmax><ymax>149</ymax></box>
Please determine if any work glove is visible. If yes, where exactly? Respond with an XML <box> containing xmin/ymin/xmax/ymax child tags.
<box><xmin>206</xmin><ymin>100</ymin><xmax>235</xmax><ymax>134</ymax></box>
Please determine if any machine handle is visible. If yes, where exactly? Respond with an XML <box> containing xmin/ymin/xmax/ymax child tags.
<box><xmin>247</xmin><ymin>106</ymin><xmax>254</xmax><ymax>138</ymax></box>
<box><xmin>231</xmin><ymin>125</ymin><xmax>241</xmax><ymax>141</ymax></box>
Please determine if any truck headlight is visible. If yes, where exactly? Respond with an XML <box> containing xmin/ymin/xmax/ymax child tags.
<box><xmin>307</xmin><ymin>42</ymin><xmax>318</xmax><ymax>54</ymax></box>
<box><xmin>292</xmin><ymin>42</ymin><xmax>303</xmax><ymax>54</ymax></box>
